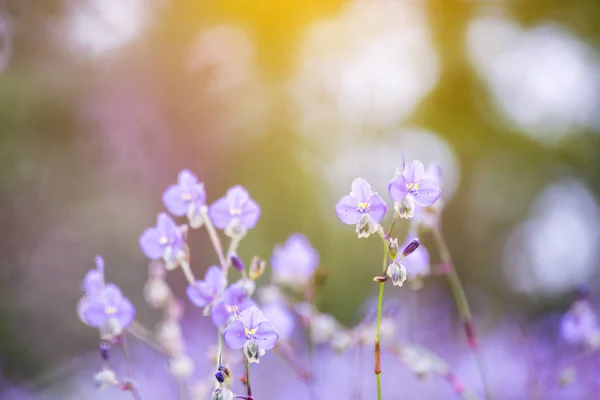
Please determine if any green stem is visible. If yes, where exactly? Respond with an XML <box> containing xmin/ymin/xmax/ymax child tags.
<box><xmin>244</xmin><ymin>355</ymin><xmax>253</xmax><ymax>398</ymax></box>
<box><xmin>432</xmin><ymin>229</ymin><xmax>493</xmax><ymax>400</ymax></box>
<box><xmin>374</xmin><ymin>240</ymin><xmax>388</xmax><ymax>400</ymax></box>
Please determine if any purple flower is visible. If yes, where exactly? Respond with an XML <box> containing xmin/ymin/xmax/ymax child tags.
<box><xmin>222</xmin><ymin>306</ymin><xmax>279</xmax><ymax>363</ymax></box>
<box><xmin>82</xmin><ymin>256</ymin><xmax>105</xmax><ymax>296</ymax></box>
<box><xmin>561</xmin><ymin>300</ymin><xmax>600</xmax><ymax>347</ymax></box>
<box><xmin>139</xmin><ymin>212</ymin><xmax>186</xmax><ymax>270</ymax></box>
<box><xmin>335</xmin><ymin>178</ymin><xmax>387</xmax><ymax>238</ymax></box>
<box><xmin>162</xmin><ymin>169</ymin><xmax>207</xmax><ymax>228</ymax></box>
<box><xmin>78</xmin><ymin>284</ymin><xmax>135</xmax><ymax>331</ymax></box>
<box><xmin>210</xmin><ymin>284</ymin><xmax>255</xmax><ymax>327</ymax></box>
<box><xmin>271</xmin><ymin>234</ymin><xmax>319</xmax><ymax>287</ymax></box>
<box><xmin>388</xmin><ymin>160</ymin><xmax>441</xmax><ymax>218</ymax></box>
<box><xmin>186</xmin><ymin>266</ymin><xmax>227</xmax><ymax>308</ymax></box>
<box><xmin>262</xmin><ymin>301</ymin><xmax>295</xmax><ymax>340</ymax></box>
<box><xmin>208</xmin><ymin>185</ymin><xmax>260</xmax><ymax>237</ymax></box>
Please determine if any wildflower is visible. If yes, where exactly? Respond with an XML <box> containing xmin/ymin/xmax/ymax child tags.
<box><xmin>261</xmin><ymin>301</ymin><xmax>295</xmax><ymax>341</ymax></box>
<box><xmin>310</xmin><ymin>313</ymin><xmax>338</xmax><ymax>344</ymax></box>
<box><xmin>388</xmin><ymin>160</ymin><xmax>441</xmax><ymax>219</ymax></box>
<box><xmin>186</xmin><ymin>266</ymin><xmax>227</xmax><ymax>312</ymax></box>
<box><xmin>222</xmin><ymin>306</ymin><xmax>279</xmax><ymax>363</ymax></box>
<box><xmin>82</xmin><ymin>256</ymin><xmax>105</xmax><ymax>296</ymax></box>
<box><xmin>210</xmin><ymin>283</ymin><xmax>256</xmax><ymax>327</ymax></box>
<box><xmin>271</xmin><ymin>233</ymin><xmax>319</xmax><ymax>287</ymax></box>
<box><xmin>209</xmin><ymin>185</ymin><xmax>261</xmax><ymax>238</ymax></box>
<box><xmin>418</xmin><ymin>163</ymin><xmax>444</xmax><ymax>230</ymax></box>
<box><xmin>249</xmin><ymin>256</ymin><xmax>266</xmax><ymax>280</ymax></box>
<box><xmin>335</xmin><ymin>178</ymin><xmax>387</xmax><ymax>238</ymax></box>
<box><xmin>162</xmin><ymin>169</ymin><xmax>207</xmax><ymax>228</ymax></box>
<box><xmin>139</xmin><ymin>213</ymin><xmax>186</xmax><ymax>270</ymax></box>
<box><xmin>143</xmin><ymin>277</ymin><xmax>171</xmax><ymax>308</ymax></box>
<box><xmin>78</xmin><ymin>284</ymin><xmax>136</xmax><ymax>338</ymax></box>
<box><xmin>560</xmin><ymin>299</ymin><xmax>600</xmax><ymax>350</ymax></box>
<box><xmin>230</xmin><ymin>254</ymin><xmax>244</xmax><ymax>271</ymax></box>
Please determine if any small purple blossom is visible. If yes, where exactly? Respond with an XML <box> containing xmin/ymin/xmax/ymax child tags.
<box><xmin>82</xmin><ymin>256</ymin><xmax>105</xmax><ymax>296</ymax></box>
<box><xmin>271</xmin><ymin>233</ymin><xmax>319</xmax><ymax>287</ymax></box>
<box><xmin>186</xmin><ymin>266</ymin><xmax>227</xmax><ymax>308</ymax></box>
<box><xmin>139</xmin><ymin>212</ymin><xmax>186</xmax><ymax>270</ymax></box>
<box><xmin>560</xmin><ymin>300</ymin><xmax>600</xmax><ymax>347</ymax></box>
<box><xmin>222</xmin><ymin>306</ymin><xmax>279</xmax><ymax>363</ymax></box>
<box><xmin>262</xmin><ymin>301</ymin><xmax>295</xmax><ymax>340</ymax></box>
<box><xmin>335</xmin><ymin>178</ymin><xmax>387</xmax><ymax>238</ymax></box>
<box><xmin>210</xmin><ymin>283</ymin><xmax>256</xmax><ymax>327</ymax></box>
<box><xmin>209</xmin><ymin>185</ymin><xmax>261</xmax><ymax>237</ymax></box>
<box><xmin>389</xmin><ymin>161</ymin><xmax>441</xmax><ymax>218</ymax></box>
<box><xmin>162</xmin><ymin>169</ymin><xmax>207</xmax><ymax>228</ymax></box>
<box><xmin>78</xmin><ymin>284</ymin><xmax>136</xmax><ymax>331</ymax></box>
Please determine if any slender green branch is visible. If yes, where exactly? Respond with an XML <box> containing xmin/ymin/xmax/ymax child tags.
<box><xmin>374</xmin><ymin>240</ymin><xmax>389</xmax><ymax>400</ymax></box>
<box><xmin>432</xmin><ymin>229</ymin><xmax>493</xmax><ymax>400</ymax></box>
<box><xmin>244</xmin><ymin>355</ymin><xmax>253</xmax><ymax>399</ymax></box>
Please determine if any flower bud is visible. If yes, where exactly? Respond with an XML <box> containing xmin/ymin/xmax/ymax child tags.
<box><xmin>388</xmin><ymin>238</ymin><xmax>399</xmax><ymax>260</ymax></box>
<box><xmin>144</xmin><ymin>278</ymin><xmax>171</xmax><ymax>308</ymax></box>
<box><xmin>249</xmin><ymin>256</ymin><xmax>266</xmax><ymax>280</ymax></box>
<box><xmin>386</xmin><ymin>263</ymin><xmax>407</xmax><ymax>287</ymax></box>
<box><xmin>212</xmin><ymin>388</ymin><xmax>235</xmax><ymax>400</ymax></box>
<box><xmin>396</xmin><ymin>194</ymin><xmax>415</xmax><ymax>219</ymax></box>
<box><xmin>356</xmin><ymin>214</ymin><xmax>378</xmax><ymax>239</ymax></box>
<box><xmin>99</xmin><ymin>342</ymin><xmax>110</xmax><ymax>361</ymax></box>
<box><xmin>230</xmin><ymin>255</ymin><xmax>244</xmax><ymax>271</ymax></box>
<box><xmin>94</xmin><ymin>368</ymin><xmax>118</xmax><ymax>390</ymax></box>
<box><xmin>243</xmin><ymin>339</ymin><xmax>266</xmax><ymax>364</ymax></box>
<box><xmin>100</xmin><ymin>318</ymin><xmax>122</xmax><ymax>341</ymax></box>
<box><xmin>402</xmin><ymin>238</ymin><xmax>420</xmax><ymax>257</ymax></box>
<box><xmin>169</xmin><ymin>354</ymin><xmax>194</xmax><ymax>379</ymax></box>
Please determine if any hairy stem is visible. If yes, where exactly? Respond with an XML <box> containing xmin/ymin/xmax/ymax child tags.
<box><xmin>179</xmin><ymin>259</ymin><xmax>196</xmax><ymax>286</ymax></box>
<box><xmin>374</xmin><ymin>240</ymin><xmax>388</xmax><ymax>400</ymax></box>
<box><xmin>432</xmin><ymin>229</ymin><xmax>493</xmax><ymax>400</ymax></box>
<box><xmin>200</xmin><ymin>207</ymin><xmax>227</xmax><ymax>269</ymax></box>
<box><xmin>119</xmin><ymin>335</ymin><xmax>143</xmax><ymax>400</ymax></box>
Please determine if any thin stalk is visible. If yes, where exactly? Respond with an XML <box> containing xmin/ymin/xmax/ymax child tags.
<box><xmin>126</xmin><ymin>321</ymin><xmax>168</xmax><ymax>354</ymax></box>
<box><xmin>374</xmin><ymin>241</ymin><xmax>388</xmax><ymax>400</ymax></box>
<box><xmin>179</xmin><ymin>259</ymin><xmax>196</xmax><ymax>286</ymax></box>
<box><xmin>200</xmin><ymin>207</ymin><xmax>227</xmax><ymax>269</ymax></box>
<box><xmin>432</xmin><ymin>229</ymin><xmax>493</xmax><ymax>400</ymax></box>
<box><xmin>119</xmin><ymin>335</ymin><xmax>143</xmax><ymax>400</ymax></box>
<box><xmin>225</xmin><ymin>236</ymin><xmax>241</xmax><ymax>270</ymax></box>
<box><xmin>244</xmin><ymin>356</ymin><xmax>253</xmax><ymax>399</ymax></box>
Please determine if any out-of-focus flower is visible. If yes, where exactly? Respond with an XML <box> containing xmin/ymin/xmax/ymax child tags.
<box><xmin>78</xmin><ymin>284</ymin><xmax>136</xmax><ymax>336</ymax></box>
<box><xmin>209</xmin><ymin>185</ymin><xmax>261</xmax><ymax>238</ymax></box>
<box><xmin>186</xmin><ymin>266</ymin><xmax>227</xmax><ymax>310</ymax></box>
<box><xmin>560</xmin><ymin>299</ymin><xmax>600</xmax><ymax>350</ymax></box>
<box><xmin>335</xmin><ymin>178</ymin><xmax>387</xmax><ymax>238</ymax></box>
<box><xmin>262</xmin><ymin>301</ymin><xmax>295</xmax><ymax>340</ymax></box>
<box><xmin>271</xmin><ymin>233</ymin><xmax>319</xmax><ymax>287</ymax></box>
<box><xmin>310</xmin><ymin>313</ymin><xmax>339</xmax><ymax>345</ymax></box>
<box><xmin>168</xmin><ymin>354</ymin><xmax>194</xmax><ymax>379</ymax></box>
<box><xmin>210</xmin><ymin>283</ymin><xmax>255</xmax><ymax>327</ymax></box>
<box><xmin>222</xmin><ymin>306</ymin><xmax>279</xmax><ymax>363</ymax></box>
<box><xmin>82</xmin><ymin>256</ymin><xmax>105</xmax><ymax>296</ymax></box>
<box><xmin>162</xmin><ymin>169</ymin><xmax>207</xmax><ymax>228</ymax></box>
<box><xmin>139</xmin><ymin>213</ymin><xmax>186</xmax><ymax>270</ymax></box>
<box><xmin>389</xmin><ymin>160</ymin><xmax>441</xmax><ymax>218</ymax></box>
<box><xmin>94</xmin><ymin>368</ymin><xmax>119</xmax><ymax>390</ymax></box>
<box><xmin>249</xmin><ymin>256</ymin><xmax>266</xmax><ymax>280</ymax></box>
<box><xmin>144</xmin><ymin>277</ymin><xmax>171</xmax><ymax>308</ymax></box>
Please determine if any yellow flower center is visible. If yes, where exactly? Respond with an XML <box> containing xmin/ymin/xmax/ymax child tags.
<box><xmin>159</xmin><ymin>235</ymin><xmax>169</xmax><ymax>245</ymax></box>
<box><xmin>407</xmin><ymin>183</ymin><xmax>419</xmax><ymax>191</ymax></box>
<box><xmin>105</xmin><ymin>306</ymin><xmax>117</xmax><ymax>315</ymax></box>
<box><xmin>244</xmin><ymin>327</ymin><xmax>257</xmax><ymax>336</ymax></box>
<box><xmin>182</xmin><ymin>194</ymin><xmax>193</xmax><ymax>201</ymax></box>
<box><xmin>358</xmin><ymin>202</ymin><xmax>368</xmax><ymax>209</ymax></box>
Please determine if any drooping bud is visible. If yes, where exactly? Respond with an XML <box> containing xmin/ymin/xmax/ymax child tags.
<box><xmin>144</xmin><ymin>278</ymin><xmax>171</xmax><ymax>308</ymax></box>
<box><xmin>386</xmin><ymin>263</ymin><xmax>407</xmax><ymax>287</ymax></box>
<box><xmin>243</xmin><ymin>339</ymin><xmax>265</xmax><ymax>364</ymax></box>
<box><xmin>211</xmin><ymin>387</ymin><xmax>235</xmax><ymax>400</ymax></box>
<box><xmin>230</xmin><ymin>254</ymin><xmax>244</xmax><ymax>272</ymax></box>
<box><xmin>94</xmin><ymin>368</ymin><xmax>119</xmax><ymax>390</ymax></box>
<box><xmin>99</xmin><ymin>342</ymin><xmax>110</xmax><ymax>361</ymax></box>
<box><xmin>396</xmin><ymin>194</ymin><xmax>415</xmax><ymax>219</ymax></box>
<box><xmin>249</xmin><ymin>256</ymin><xmax>266</xmax><ymax>280</ymax></box>
<box><xmin>402</xmin><ymin>238</ymin><xmax>420</xmax><ymax>257</ymax></box>
<box><xmin>356</xmin><ymin>214</ymin><xmax>378</xmax><ymax>239</ymax></box>
<box><xmin>388</xmin><ymin>238</ymin><xmax>399</xmax><ymax>260</ymax></box>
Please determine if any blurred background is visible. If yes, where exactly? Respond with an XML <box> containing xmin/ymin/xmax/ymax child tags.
<box><xmin>1</xmin><ymin>0</ymin><xmax>600</xmax><ymax>398</ymax></box>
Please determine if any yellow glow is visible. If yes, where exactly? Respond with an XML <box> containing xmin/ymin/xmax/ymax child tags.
<box><xmin>105</xmin><ymin>306</ymin><xmax>117</xmax><ymax>315</ymax></box>
<box><xmin>159</xmin><ymin>235</ymin><xmax>168</xmax><ymax>245</ymax></box>
<box><xmin>407</xmin><ymin>183</ymin><xmax>419</xmax><ymax>190</ymax></box>
<box><xmin>358</xmin><ymin>202</ymin><xmax>368</xmax><ymax>209</ymax></box>
<box><xmin>244</xmin><ymin>327</ymin><xmax>257</xmax><ymax>336</ymax></box>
